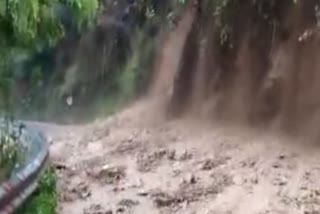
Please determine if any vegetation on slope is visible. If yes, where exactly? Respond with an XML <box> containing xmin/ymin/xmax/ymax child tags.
<box><xmin>0</xmin><ymin>0</ymin><xmax>96</xmax><ymax>211</ymax></box>
<box><xmin>6</xmin><ymin>0</ymin><xmax>188</xmax><ymax>123</ymax></box>
<box><xmin>14</xmin><ymin>167</ymin><xmax>57</xmax><ymax>214</ymax></box>
<box><xmin>0</xmin><ymin>0</ymin><xmax>98</xmax><ymax>119</ymax></box>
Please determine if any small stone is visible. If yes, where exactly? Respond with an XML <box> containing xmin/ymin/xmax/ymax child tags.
<box><xmin>53</xmin><ymin>162</ymin><xmax>68</xmax><ymax>170</ymax></box>
<box><xmin>200</xmin><ymin>158</ymin><xmax>226</xmax><ymax>171</ymax></box>
<box><xmin>47</xmin><ymin>136</ymin><xmax>54</xmax><ymax>145</ymax></box>
<box><xmin>304</xmin><ymin>211</ymin><xmax>320</xmax><ymax>214</ymax></box>
<box><xmin>117</xmin><ymin>199</ymin><xmax>139</xmax><ymax>208</ymax></box>
<box><xmin>233</xmin><ymin>176</ymin><xmax>243</xmax><ymax>185</ymax></box>
<box><xmin>81</xmin><ymin>191</ymin><xmax>91</xmax><ymax>199</ymax></box>
<box><xmin>113</xmin><ymin>187</ymin><xmax>125</xmax><ymax>192</ymax></box>
<box><xmin>179</xmin><ymin>150</ymin><xmax>193</xmax><ymax>161</ymax></box>
<box><xmin>250</xmin><ymin>174</ymin><xmax>259</xmax><ymax>184</ymax></box>
<box><xmin>278</xmin><ymin>180</ymin><xmax>287</xmax><ymax>186</ymax></box>
<box><xmin>76</xmin><ymin>182</ymin><xmax>91</xmax><ymax>199</ymax></box>
<box><xmin>272</xmin><ymin>163</ymin><xmax>281</xmax><ymax>169</ymax></box>
<box><xmin>181</xmin><ymin>174</ymin><xmax>197</xmax><ymax>185</ymax></box>
<box><xmin>273</xmin><ymin>176</ymin><xmax>287</xmax><ymax>186</ymax></box>
<box><xmin>102</xmin><ymin>164</ymin><xmax>111</xmax><ymax>170</ymax></box>
<box><xmin>88</xmin><ymin>167</ymin><xmax>101</xmax><ymax>178</ymax></box>
<box><xmin>153</xmin><ymin>194</ymin><xmax>177</xmax><ymax>208</ymax></box>
<box><xmin>89</xmin><ymin>165</ymin><xmax>126</xmax><ymax>184</ymax></box>
<box><xmin>173</xmin><ymin>169</ymin><xmax>182</xmax><ymax>177</ymax></box>
<box><xmin>127</xmin><ymin>178</ymin><xmax>144</xmax><ymax>188</ymax></box>
<box><xmin>168</xmin><ymin>150</ymin><xmax>176</xmax><ymax>160</ymax></box>
<box><xmin>137</xmin><ymin>192</ymin><xmax>148</xmax><ymax>197</ymax></box>
<box><xmin>116</xmin><ymin>207</ymin><xmax>125</xmax><ymax>213</ymax></box>
<box><xmin>189</xmin><ymin>174</ymin><xmax>197</xmax><ymax>184</ymax></box>
<box><xmin>83</xmin><ymin>204</ymin><xmax>112</xmax><ymax>214</ymax></box>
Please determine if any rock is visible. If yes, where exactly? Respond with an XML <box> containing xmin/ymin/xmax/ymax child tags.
<box><xmin>304</xmin><ymin>211</ymin><xmax>320</xmax><ymax>214</ymax></box>
<box><xmin>200</xmin><ymin>157</ymin><xmax>227</xmax><ymax>171</ymax></box>
<box><xmin>53</xmin><ymin>162</ymin><xmax>68</xmax><ymax>170</ymax></box>
<box><xmin>178</xmin><ymin>150</ymin><xmax>193</xmax><ymax>161</ymax></box>
<box><xmin>233</xmin><ymin>175</ymin><xmax>243</xmax><ymax>185</ymax></box>
<box><xmin>61</xmin><ymin>178</ymin><xmax>92</xmax><ymax>201</ymax></box>
<box><xmin>251</xmin><ymin>175</ymin><xmax>259</xmax><ymax>184</ymax></box>
<box><xmin>83</xmin><ymin>204</ymin><xmax>112</xmax><ymax>214</ymax></box>
<box><xmin>47</xmin><ymin>136</ymin><xmax>54</xmax><ymax>145</ymax></box>
<box><xmin>76</xmin><ymin>181</ymin><xmax>91</xmax><ymax>199</ymax></box>
<box><xmin>113</xmin><ymin>187</ymin><xmax>126</xmax><ymax>192</ymax></box>
<box><xmin>186</xmin><ymin>174</ymin><xmax>197</xmax><ymax>184</ymax></box>
<box><xmin>88</xmin><ymin>167</ymin><xmax>102</xmax><ymax>178</ymax></box>
<box><xmin>137</xmin><ymin>190</ymin><xmax>149</xmax><ymax>197</ymax></box>
<box><xmin>167</xmin><ymin>150</ymin><xmax>176</xmax><ymax>160</ymax></box>
<box><xmin>117</xmin><ymin>199</ymin><xmax>139</xmax><ymax>208</ymax></box>
<box><xmin>173</xmin><ymin>169</ymin><xmax>182</xmax><ymax>177</ymax></box>
<box><xmin>116</xmin><ymin>207</ymin><xmax>125</xmax><ymax>213</ymax></box>
<box><xmin>88</xmin><ymin>165</ymin><xmax>126</xmax><ymax>184</ymax></box>
<box><xmin>136</xmin><ymin>149</ymin><xmax>168</xmax><ymax>172</ymax></box>
<box><xmin>272</xmin><ymin>162</ymin><xmax>281</xmax><ymax>169</ymax></box>
<box><xmin>278</xmin><ymin>154</ymin><xmax>286</xmax><ymax>160</ymax></box>
<box><xmin>273</xmin><ymin>176</ymin><xmax>287</xmax><ymax>186</ymax></box>
<box><xmin>240</xmin><ymin>157</ymin><xmax>257</xmax><ymax>168</ymax></box>
<box><xmin>153</xmin><ymin>194</ymin><xmax>179</xmax><ymax>208</ymax></box>
<box><xmin>243</xmin><ymin>173</ymin><xmax>259</xmax><ymax>185</ymax></box>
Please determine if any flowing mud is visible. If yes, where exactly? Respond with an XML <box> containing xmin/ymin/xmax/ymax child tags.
<box><xmin>168</xmin><ymin>1</ymin><xmax>320</xmax><ymax>142</ymax></box>
<box><xmin>46</xmin><ymin>1</ymin><xmax>320</xmax><ymax>213</ymax></box>
<box><xmin>49</xmin><ymin>100</ymin><xmax>320</xmax><ymax>214</ymax></box>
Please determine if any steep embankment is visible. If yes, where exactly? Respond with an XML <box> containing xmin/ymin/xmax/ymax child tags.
<box><xmin>48</xmin><ymin>2</ymin><xmax>320</xmax><ymax>213</ymax></box>
<box><xmin>167</xmin><ymin>0</ymin><xmax>320</xmax><ymax>142</ymax></box>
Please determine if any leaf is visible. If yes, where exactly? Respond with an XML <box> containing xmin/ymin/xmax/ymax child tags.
<box><xmin>0</xmin><ymin>0</ymin><xmax>6</xmax><ymax>16</ymax></box>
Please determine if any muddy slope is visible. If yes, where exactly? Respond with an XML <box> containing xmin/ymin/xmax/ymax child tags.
<box><xmin>51</xmin><ymin>100</ymin><xmax>320</xmax><ymax>214</ymax></box>
<box><xmin>49</xmin><ymin>2</ymin><xmax>320</xmax><ymax>213</ymax></box>
<box><xmin>163</xmin><ymin>1</ymin><xmax>320</xmax><ymax>140</ymax></box>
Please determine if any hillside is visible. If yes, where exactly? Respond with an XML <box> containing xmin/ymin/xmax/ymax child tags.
<box><xmin>46</xmin><ymin>2</ymin><xmax>320</xmax><ymax>213</ymax></box>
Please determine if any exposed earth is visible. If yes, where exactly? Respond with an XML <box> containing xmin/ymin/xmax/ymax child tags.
<box><xmin>42</xmin><ymin>98</ymin><xmax>320</xmax><ymax>214</ymax></box>
<box><xmin>40</xmin><ymin>3</ymin><xmax>320</xmax><ymax>214</ymax></box>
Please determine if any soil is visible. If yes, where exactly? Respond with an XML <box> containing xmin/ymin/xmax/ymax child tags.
<box><xmin>46</xmin><ymin>99</ymin><xmax>320</xmax><ymax>214</ymax></box>
<box><xmin>43</xmin><ymin>2</ymin><xmax>320</xmax><ymax>214</ymax></box>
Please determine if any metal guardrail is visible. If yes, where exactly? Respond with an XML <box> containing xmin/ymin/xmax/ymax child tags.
<box><xmin>0</xmin><ymin>121</ymin><xmax>49</xmax><ymax>214</ymax></box>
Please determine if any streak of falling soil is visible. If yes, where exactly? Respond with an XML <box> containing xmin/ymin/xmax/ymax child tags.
<box><xmin>46</xmin><ymin>3</ymin><xmax>320</xmax><ymax>214</ymax></box>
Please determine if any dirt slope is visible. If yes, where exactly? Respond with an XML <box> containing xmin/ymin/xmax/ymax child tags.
<box><xmin>46</xmin><ymin>2</ymin><xmax>320</xmax><ymax>214</ymax></box>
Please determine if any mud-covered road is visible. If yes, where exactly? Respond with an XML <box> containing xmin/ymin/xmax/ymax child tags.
<box><xmin>44</xmin><ymin>99</ymin><xmax>320</xmax><ymax>214</ymax></box>
<box><xmin>43</xmin><ymin>3</ymin><xmax>320</xmax><ymax>213</ymax></box>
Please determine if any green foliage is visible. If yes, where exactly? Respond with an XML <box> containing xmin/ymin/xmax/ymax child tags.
<box><xmin>0</xmin><ymin>0</ymin><xmax>96</xmax><ymax>203</ymax></box>
<box><xmin>60</xmin><ymin>0</ymin><xmax>98</xmax><ymax>28</ymax></box>
<box><xmin>0</xmin><ymin>0</ymin><xmax>99</xmax><ymax>115</ymax></box>
<box><xmin>209</xmin><ymin>0</ymin><xmax>303</xmax><ymax>46</ymax></box>
<box><xmin>212</xmin><ymin>0</ymin><xmax>232</xmax><ymax>46</ymax></box>
<box><xmin>5</xmin><ymin>0</ymin><xmax>188</xmax><ymax>123</ymax></box>
<box><xmin>0</xmin><ymin>0</ymin><xmax>98</xmax><ymax>47</ymax></box>
<box><xmin>135</xmin><ymin>0</ymin><xmax>188</xmax><ymax>27</ymax></box>
<box><xmin>15</xmin><ymin>167</ymin><xmax>57</xmax><ymax>214</ymax></box>
<box><xmin>0</xmin><ymin>122</ymin><xmax>25</xmax><ymax>180</ymax></box>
